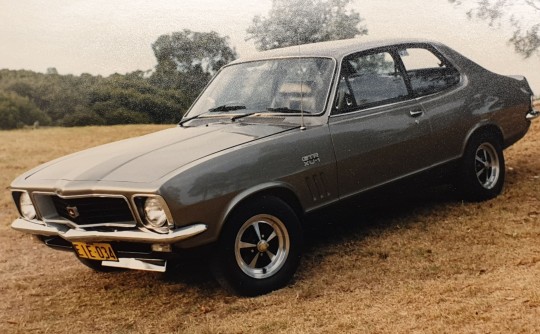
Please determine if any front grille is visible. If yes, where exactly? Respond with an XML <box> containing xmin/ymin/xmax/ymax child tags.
<box><xmin>50</xmin><ymin>196</ymin><xmax>135</xmax><ymax>226</ymax></box>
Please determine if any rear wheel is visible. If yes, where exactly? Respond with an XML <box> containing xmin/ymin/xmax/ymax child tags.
<box><xmin>212</xmin><ymin>195</ymin><xmax>302</xmax><ymax>296</ymax></box>
<box><xmin>457</xmin><ymin>132</ymin><xmax>505</xmax><ymax>201</ymax></box>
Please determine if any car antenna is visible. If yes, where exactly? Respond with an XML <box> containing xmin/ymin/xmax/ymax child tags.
<box><xmin>297</xmin><ymin>36</ymin><xmax>306</xmax><ymax>131</ymax></box>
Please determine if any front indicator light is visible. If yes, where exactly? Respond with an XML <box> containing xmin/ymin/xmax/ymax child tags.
<box><xmin>20</xmin><ymin>192</ymin><xmax>37</xmax><ymax>220</ymax></box>
<box><xmin>152</xmin><ymin>244</ymin><xmax>172</xmax><ymax>252</ymax></box>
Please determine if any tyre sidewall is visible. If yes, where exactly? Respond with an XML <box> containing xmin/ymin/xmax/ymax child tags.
<box><xmin>212</xmin><ymin>195</ymin><xmax>302</xmax><ymax>296</ymax></box>
<box><xmin>458</xmin><ymin>132</ymin><xmax>505</xmax><ymax>202</ymax></box>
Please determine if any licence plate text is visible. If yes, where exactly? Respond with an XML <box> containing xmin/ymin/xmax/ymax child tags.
<box><xmin>72</xmin><ymin>242</ymin><xmax>118</xmax><ymax>262</ymax></box>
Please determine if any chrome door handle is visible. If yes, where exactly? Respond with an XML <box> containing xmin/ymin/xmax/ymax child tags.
<box><xmin>409</xmin><ymin>110</ymin><xmax>424</xmax><ymax>117</ymax></box>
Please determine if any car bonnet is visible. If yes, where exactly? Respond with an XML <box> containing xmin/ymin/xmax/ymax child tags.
<box><xmin>21</xmin><ymin>123</ymin><xmax>297</xmax><ymax>183</ymax></box>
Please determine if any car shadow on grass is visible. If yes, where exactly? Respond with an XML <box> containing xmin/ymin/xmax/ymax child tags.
<box><xmin>158</xmin><ymin>256</ymin><xmax>218</xmax><ymax>285</ymax></box>
<box><xmin>158</xmin><ymin>179</ymin><xmax>462</xmax><ymax>295</ymax></box>
<box><xmin>302</xmin><ymin>179</ymin><xmax>461</xmax><ymax>256</ymax></box>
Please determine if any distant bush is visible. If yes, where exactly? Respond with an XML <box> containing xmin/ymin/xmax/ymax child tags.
<box><xmin>104</xmin><ymin>108</ymin><xmax>151</xmax><ymax>125</ymax></box>
<box><xmin>89</xmin><ymin>74</ymin><xmax>187</xmax><ymax>124</ymax></box>
<box><xmin>0</xmin><ymin>91</ymin><xmax>50</xmax><ymax>129</ymax></box>
<box><xmin>61</xmin><ymin>107</ymin><xmax>106</xmax><ymax>127</ymax></box>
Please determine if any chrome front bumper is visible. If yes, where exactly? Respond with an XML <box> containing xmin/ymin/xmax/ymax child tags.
<box><xmin>527</xmin><ymin>109</ymin><xmax>539</xmax><ymax>120</ymax></box>
<box><xmin>11</xmin><ymin>218</ymin><xmax>207</xmax><ymax>244</ymax></box>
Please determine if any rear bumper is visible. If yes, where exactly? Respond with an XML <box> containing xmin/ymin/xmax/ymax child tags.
<box><xmin>11</xmin><ymin>218</ymin><xmax>207</xmax><ymax>244</ymax></box>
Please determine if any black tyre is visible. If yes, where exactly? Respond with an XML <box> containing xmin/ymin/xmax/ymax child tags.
<box><xmin>76</xmin><ymin>257</ymin><xmax>123</xmax><ymax>272</ymax></box>
<box><xmin>212</xmin><ymin>195</ymin><xmax>302</xmax><ymax>296</ymax></box>
<box><xmin>457</xmin><ymin>132</ymin><xmax>505</xmax><ymax>202</ymax></box>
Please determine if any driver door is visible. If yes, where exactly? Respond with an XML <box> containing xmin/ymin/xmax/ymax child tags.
<box><xmin>329</xmin><ymin>49</ymin><xmax>432</xmax><ymax>198</ymax></box>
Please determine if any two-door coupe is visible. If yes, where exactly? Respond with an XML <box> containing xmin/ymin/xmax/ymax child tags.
<box><xmin>10</xmin><ymin>38</ymin><xmax>538</xmax><ymax>296</ymax></box>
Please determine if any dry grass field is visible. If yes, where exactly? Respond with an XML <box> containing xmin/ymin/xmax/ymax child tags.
<box><xmin>1</xmin><ymin>108</ymin><xmax>539</xmax><ymax>333</ymax></box>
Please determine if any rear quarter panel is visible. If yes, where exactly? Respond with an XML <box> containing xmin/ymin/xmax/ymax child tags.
<box><xmin>419</xmin><ymin>44</ymin><xmax>532</xmax><ymax>166</ymax></box>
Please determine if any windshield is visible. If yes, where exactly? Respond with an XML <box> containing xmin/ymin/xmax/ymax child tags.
<box><xmin>185</xmin><ymin>57</ymin><xmax>335</xmax><ymax>118</ymax></box>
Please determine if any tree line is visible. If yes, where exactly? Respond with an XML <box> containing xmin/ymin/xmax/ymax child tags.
<box><xmin>0</xmin><ymin>29</ymin><xmax>239</xmax><ymax>130</ymax></box>
<box><xmin>0</xmin><ymin>69</ymin><xmax>189</xmax><ymax>129</ymax></box>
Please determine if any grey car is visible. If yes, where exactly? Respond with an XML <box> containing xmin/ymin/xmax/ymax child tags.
<box><xmin>10</xmin><ymin>38</ymin><xmax>538</xmax><ymax>296</ymax></box>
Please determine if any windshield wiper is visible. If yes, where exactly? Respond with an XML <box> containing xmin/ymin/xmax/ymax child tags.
<box><xmin>209</xmin><ymin>105</ymin><xmax>246</xmax><ymax>112</ymax></box>
<box><xmin>179</xmin><ymin>109</ymin><xmax>255</xmax><ymax>127</ymax></box>
<box><xmin>266</xmin><ymin>107</ymin><xmax>309</xmax><ymax>113</ymax></box>
<box><xmin>179</xmin><ymin>112</ymin><xmax>210</xmax><ymax>126</ymax></box>
<box><xmin>230</xmin><ymin>112</ymin><xmax>256</xmax><ymax>121</ymax></box>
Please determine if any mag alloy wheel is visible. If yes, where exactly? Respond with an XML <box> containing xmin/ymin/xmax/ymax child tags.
<box><xmin>474</xmin><ymin>142</ymin><xmax>500</xmax><ymax>190</ymax></box>
<box><xmin>234</xmin><ymin>214</ymin><xmax>290</xmax><ymax>279</ymax></box>
<box><xmin>212</xmin><ymin>195</ymin><xmax>302</xmax><ymax>296</ymax></box>
<box><xmin>458</xmin><ymin>132</ymin><xmax>505</xmax><ymax>202</ymax></box>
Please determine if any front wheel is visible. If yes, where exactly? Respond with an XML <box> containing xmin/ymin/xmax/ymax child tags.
<box><xmin>457</xmin><ymin>132</ymin><xmax>505</xmax><ymax>202</ymax></box>
<box><xmin>212</xmin><ymin>196</ymin><xmax>302</xmax><ymax>296</ymax></box>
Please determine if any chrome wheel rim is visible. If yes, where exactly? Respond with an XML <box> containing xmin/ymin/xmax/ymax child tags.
<box><xmin>234</xmin><ymin>214</ymin><xmax>290</xmax><ymax>279</ymax></box>
<box><xmin>475</xmin><ymin>143</ymin><xmax>500</xmax><ymax>189</ymax></box>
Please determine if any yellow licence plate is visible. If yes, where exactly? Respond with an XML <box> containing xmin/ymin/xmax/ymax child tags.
<box><xmin>72</xmin><ymin>242</ymin><xmax>118</xmax><ymax>262</ymax></box>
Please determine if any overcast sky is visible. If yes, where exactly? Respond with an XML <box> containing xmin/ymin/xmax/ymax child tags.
<box><xmin>1</xmin><ymin>0</ymin><xmax>539</xmax><ymax>93</ymax></box>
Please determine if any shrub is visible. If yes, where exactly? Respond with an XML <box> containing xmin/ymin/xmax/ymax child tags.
<box><xmin>0</xmin><ymin>91</ymin><xmax>50</xmax><ymax>129</ymax></box>
<box><xmin>62</xmin><ymin>107</ymin><xmax>106</xmax><ymax>127</ymax></box>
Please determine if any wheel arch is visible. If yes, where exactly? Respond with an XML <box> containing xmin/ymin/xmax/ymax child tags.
<box><xmin>217</xmin><ymin>182</ymin><xmax>304</xmax><ymax>235</ymax></box>
<box><xmin>456</xmin><ymin>122</ymin><xmax>506</xmax><ymax>202</ymax></box>
<box><xmin>461</xmin><ymin>123</ymin><xmax>504</xmax><ymax>156</ymax></box>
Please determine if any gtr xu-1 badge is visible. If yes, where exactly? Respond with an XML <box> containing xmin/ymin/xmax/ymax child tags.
<box><xmin>302</xmin><ymin>153</ymin><xmax>321</xmax><ymax>167</ymax></box>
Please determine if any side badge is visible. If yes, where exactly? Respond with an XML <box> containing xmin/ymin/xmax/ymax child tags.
<box><xmin>302</xmin><ymin>153</ymin><xmax>321</xmax><ymax>167</ymax></box>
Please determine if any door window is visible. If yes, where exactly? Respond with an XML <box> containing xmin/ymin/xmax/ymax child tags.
<box><xmin>398</xmin><ymin>47</ymin><xmax>460</xmax><ymax>96</ymax></box>
<box><xmin>335</xmin><ymin>51</ymin><xmax>408</xmax><ymax>113</ymax></box>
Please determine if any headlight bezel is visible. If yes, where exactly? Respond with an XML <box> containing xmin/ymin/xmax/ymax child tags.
<box><xmin>133</xmin><ymin>195</ymin><xmax>174</xmax><ymax>234</ymax></box>
<box><xmin>13</xmin><ymin>191</ymin><xmax>37</xmax><ymax>220</ymax></box>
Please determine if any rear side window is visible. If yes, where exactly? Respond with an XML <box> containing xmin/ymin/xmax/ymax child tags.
<box><xmin>335</xmin><ymin>51</ymin><xmax>408</xmax><ymax>112</ymax></box>
<box><xmin>398</xmin><ymin>47</ymin><xmax>460</xmax><ymax>96</ymax></box>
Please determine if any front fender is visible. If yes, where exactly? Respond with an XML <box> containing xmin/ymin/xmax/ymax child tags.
<box><xmin>217</xmin><ymin>181</ymin><xmax>303</xmax><ymax>232</ymax></box>
<box><xmin>159</xmin><ymin>124</ymin><xmax>338</xmax><ymax>249</ymax></box>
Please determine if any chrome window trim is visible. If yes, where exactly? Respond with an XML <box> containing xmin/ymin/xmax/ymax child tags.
<box><xmin>329</xmin><ymin>98</ymin><xmax>420</xmax><ymax>120</ymax></box>
<box><xmin>329</xmin><ymin>42</ymin><xmax>464</xmax><ymax>118</ymax></box>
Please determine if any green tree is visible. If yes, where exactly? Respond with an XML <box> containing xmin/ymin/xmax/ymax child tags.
<box><xmin>246</xmin><ymin>0</ymin><xmax>367</xmax><ymax>51</ymax></box>
<box><xmin>90</xmin><ymin>72</ymin><xmax>188</xmax><ymax>124</ymax></box>
<box><xmin>0</xmin><ymin>91</ymin><xmax>50</xmax><ymax>129</ymax></box>
<box><xmin>449</xmin><ymin>0</ymin><xmax>540</xmax><ymax>58</ymax></box>
<box><xmin>150</xmin><ymin>30</ymin><xmax>237</xmax><ymax>104</ymax></box>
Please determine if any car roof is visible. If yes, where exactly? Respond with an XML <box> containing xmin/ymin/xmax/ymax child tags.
<box><xmin>230</xmin><ymin>38</ymin><xmax>442</xmax><ymax>64</ymax></box>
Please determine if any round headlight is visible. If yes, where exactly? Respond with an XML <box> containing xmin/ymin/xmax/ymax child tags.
<box><xmin>143</xmin><ymin>197</ymin><xmax>168</xmax><ymax>229</ymax></box>
<box><xmin>20</xmin><ymin>192</ymin><xmax>37</xmax><ymax>220</ymax></box>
